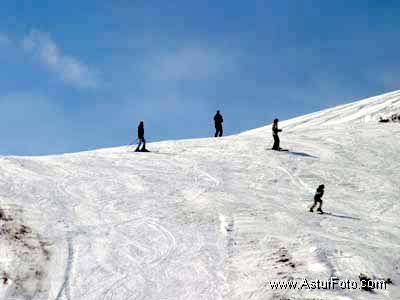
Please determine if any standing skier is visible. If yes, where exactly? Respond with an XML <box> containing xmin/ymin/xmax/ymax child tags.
<box><xmin>309</xmin><ymin>184</ymin><xmax>325</xmax><ymax>213</ymax></box>
<box><xmin>214</xmin><ymin>110</ymin><xmax>224</xmax><ymax>137</ymax></box>
<box><xmin>135</xmin><ymin>121</ymin><xmax>148</xmax><ymax>152</ymax></box>
<box><xmin>272</xmin><ymin>118</ymin><xmax>282</xmax><ymax>150</ymax></box>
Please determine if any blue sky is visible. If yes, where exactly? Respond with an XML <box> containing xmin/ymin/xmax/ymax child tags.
<box><xmin>1</xmin><ymin>1</ymin><xmax>399</xmax><ymax>155</ymax></box>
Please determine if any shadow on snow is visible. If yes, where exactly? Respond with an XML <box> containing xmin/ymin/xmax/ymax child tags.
<box><xmin>325</xmin><ymin>212</ymin><xmax>361</xmax><ymax>220</ymax></box>
<box><xmin>288</xmin><ymin>151</ymin><xmax>318</xmax><ymax>158</ymax></box>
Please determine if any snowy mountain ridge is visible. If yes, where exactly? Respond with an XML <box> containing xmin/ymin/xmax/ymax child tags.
<box><xmin>1</xmin><ymin>90</ymin><xmax>400</xmax><ymax>300</ymax></box>
<box><xmin>244</xmin><ymin>89</ymin><xmax>400</xmax><ymax>136</ymax></box>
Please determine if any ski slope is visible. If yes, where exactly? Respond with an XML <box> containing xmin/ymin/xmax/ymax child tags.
<box><xmin>1</xmin><ymin>90</ymin><xmax>400</xmax><ymax>300</ymax></box>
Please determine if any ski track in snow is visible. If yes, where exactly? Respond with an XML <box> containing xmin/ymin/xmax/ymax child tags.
<box><xmin>55</xmin><ymin>236</ymin><xmax>73</xmax><ymax>300</ymax></box>
<box><xmin>1</xmin><ymin>90</ymin><xmax>400</xmax><ymax>299</ymax></box>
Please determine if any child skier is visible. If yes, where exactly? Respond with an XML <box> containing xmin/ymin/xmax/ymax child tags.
<box><xmin>309</xmin><ymin>184</ymin><xmax>325</xmax><ymax>213</ymax></box>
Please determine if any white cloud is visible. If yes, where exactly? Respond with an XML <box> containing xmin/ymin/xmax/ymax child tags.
<box><xmin>148</xmin><ymin>46</ymin><xmax>236</xmax><ymax>81</ymax></box>
<box><xmin>22</xmin><ymin>30</ymin><xmax>98</xmax><ymax>88</ymax></box>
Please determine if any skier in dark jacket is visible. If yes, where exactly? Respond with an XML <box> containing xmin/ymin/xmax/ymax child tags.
<box><xmin>135</xmin><ymin>121</ymin><xmax>148</xmax><ymax>152</ymax></box>
<box><xmin>214</xmin><ymin>110</ymin><xmax>224</xmax><ymax>137</ymax></box>
<box><xmin>272</xmin><ymin>118</ymin><xmax>282</xmax><ymax>150</ymax></box>
<box><xmin>309</xmin><ymin>184</ymin><xmax>325</xmax><ymax>213</ymax></box>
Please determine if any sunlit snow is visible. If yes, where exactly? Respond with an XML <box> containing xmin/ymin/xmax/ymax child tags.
<box><xmin>1</xmin><ymin>90</ymin><xmax>400</xmax><ymax>299</ymax></box>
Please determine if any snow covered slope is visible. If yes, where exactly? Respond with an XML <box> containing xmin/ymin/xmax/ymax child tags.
<box><xmin>1</xmin><ymin>90</ymin><xmax>400</xmax><ymax>300</ymax></box>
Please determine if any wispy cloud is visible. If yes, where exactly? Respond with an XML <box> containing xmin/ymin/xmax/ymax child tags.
<box><xmin>147</xmin><ymin>46</ymin><xmax>236</xmax><ymax>81</ymax></box>
<box><xmin>22</xmin><ymin>30</ymin><xmax>99</xmax><ymax>89</ymax></box>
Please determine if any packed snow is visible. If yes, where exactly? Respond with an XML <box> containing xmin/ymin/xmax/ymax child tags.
<box><xmin>1</xmin><ymin>90</ymin><xmax>400</xmax><ymax>300</ymax></box>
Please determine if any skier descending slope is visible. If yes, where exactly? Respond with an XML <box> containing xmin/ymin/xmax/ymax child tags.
<box><xmin>272</xmin><ymin>118</ymin><xmax>283</xmax><ymax>150</ymax></box>
<box><xmin>135</xmin><ymin>121</ymin><xmax>149</xmax><ymax>152</ymax></box>
<box><xmin>214</xmin><ymin>110</ymin><xmax>224</xmax><ymax>137</ymax></box>
<box><xmin>309</xmin><ymin>184</ymin><xmax>325</xmax><ymax>213</ymax></box>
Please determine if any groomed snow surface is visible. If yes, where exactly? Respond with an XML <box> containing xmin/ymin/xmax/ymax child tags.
<box><xmin>1</xmin><ymin>90</ymin><xmax>400</xmax><ymax>300</ymax></box>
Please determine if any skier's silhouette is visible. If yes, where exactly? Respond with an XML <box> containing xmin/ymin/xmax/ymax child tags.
<box><xmin>309</xmin><ymin>184</ymin><xmax>325</xmax><ymax>213</ymax></box>
<box><xmin>135</xmin><ymin>121</ymin><xmax>148</xmax><ymax>152</ymax></box>
<box><xmin>272</xmin><ymin>118</ymin><xmax>282</xmax><ymax>150</ymax></box>
<box><xmin>214</xmin><ymin>110</ymin><xmax>224</xmax><ymax>137</ymax></box>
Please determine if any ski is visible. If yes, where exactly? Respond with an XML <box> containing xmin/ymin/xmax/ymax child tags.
<box><xmin>267</xmin><ymin>148</ymin><xmax>289</xmax><ymax>152</ymax></box>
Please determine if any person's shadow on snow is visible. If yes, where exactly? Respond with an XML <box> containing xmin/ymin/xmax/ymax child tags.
<box><xmin>288</xmin><ymin>151</ymin><xmax>318</xmax><ymax>158</ymax></box>
<box><xmin>325</xmin><ymin>213</ymin><xmax>360</xmax><ymax>220</ymax></box>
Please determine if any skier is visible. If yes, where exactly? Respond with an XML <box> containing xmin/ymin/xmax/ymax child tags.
<box><xmin>214</xmin><ymin>110</ymin><xmax>224</xmax><ymax>137</ymax></box>
<box><xmin>309</xmin><ymin>184</ymin><xmax>325</xmax><ymax>213</ymax></box>
<box><xmin>135</xmin><ymin>121</ymin><xmax>148</xmax><ymax>152</ymax></box>
<box><xmin>272</xmin><ymin>118</ymin><xmax>282</xmax><ymax>150</ymax></box>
